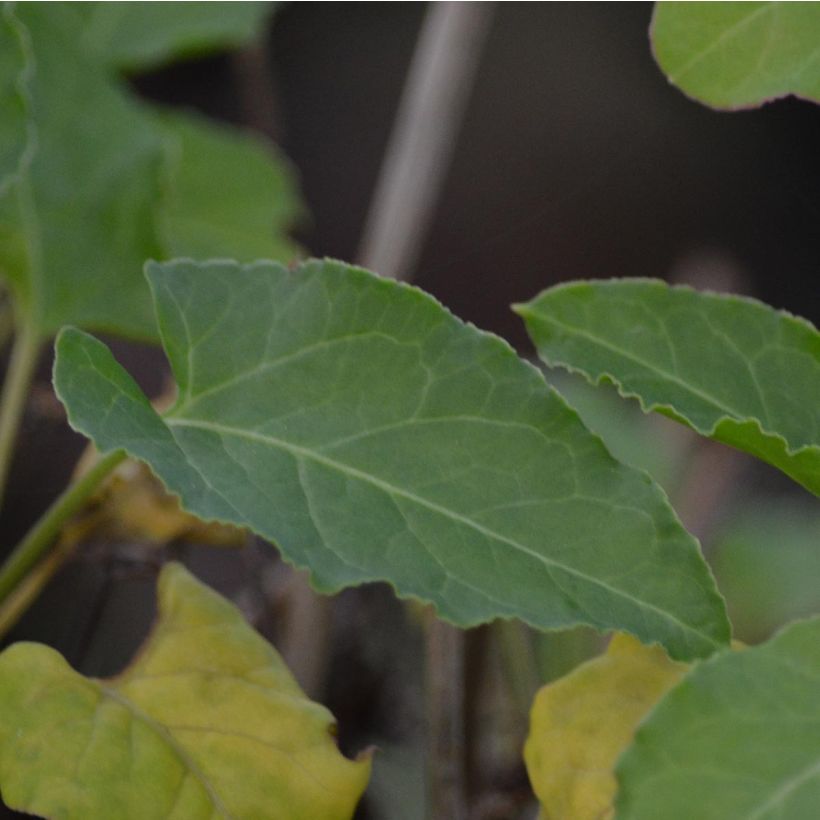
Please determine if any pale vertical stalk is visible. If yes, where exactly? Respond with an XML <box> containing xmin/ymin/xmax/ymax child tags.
<box><xmin>0</xmin><ymin>319</ymin><xmax>40</xmax><ymax>509</ymax></box>
<box><xmin>357</xmin><ymin>4</ymin><xmax>494</xmax><ymax>816</ymax></box>
<box><xmin>425</xmin><ymin>612</ymin><xmax>467</xmax><ymax>820</ymax></box>
<box><xmin>357</xmin><ymin>2</ymin><xmax>495</xmax><ymax>281</ymax></box>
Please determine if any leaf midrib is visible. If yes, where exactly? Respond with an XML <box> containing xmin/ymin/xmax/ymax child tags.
<box><xmin>528</xmin><ymin>310</ymin><xmax>751</xmax><ymax>423</ymax></box>
<box><xmin>166</xmin><ymin>416</ymin><xmax>717</xmax><ymax>650</ymax></box>
<box><xmin>99</xmin><ymin>683</ymin><xmax>232</xmax><ymax>819</ymax></box>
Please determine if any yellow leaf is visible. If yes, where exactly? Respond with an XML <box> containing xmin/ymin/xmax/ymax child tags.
<box><xmin>0</xmin><ymin>563</ymin><xmax>370</xmax><ymax>819</ymax></box>
<box><xmin>64</xmin><ymin>459</ymin><xmax>245</xmax><ymax>548</ymax></box>
<box><xmin>524</xmin><ymin>633</ymin><xmax>687</xmax><ymax>820</ymax></box>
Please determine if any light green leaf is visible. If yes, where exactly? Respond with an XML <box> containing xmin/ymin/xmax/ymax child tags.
<box><xmin>516</xmin><ymin>280</ymin><xmax>820</xmax><ymax>496</ymax></box>
<box><xmin>616</xmin><ymin>616</ymin><xmax>820</xmax><ymax>819</ymax></box>
<box><xmin>651</xmin><ymin>2</ymin><xmax>820</xmax><ymax>110</ymax></box>
<box><xmin>54</xmin><ymin>259</ymin><xmax>730</xmax><ymax>660</ymax></box>
<box><xmin>525</xmin><ymin>633</ymin><xmax>687</xmax><ymax>820</ymax></box>
<box><xmin>0</xmin><ymin>562</ymin><xmax>370</xmax><ymax>819</ymax></box>
<box><xmin>0</xmin><ymin>4</ymin><xmax>33</xmax><ymax>194</ymax></box>
<box><xmin>0</xmin><ymin>5</ymin><xmax>165</xmax><ymax>339</ymax></box>
<box><xmin>77</xmin><ymin>2</ymin><xmax>274</xmax><ymax>73</ymax></box>
<box><xmin>158</xmin><ymin>110</ymin><xmax>303</xmax><ymax>264</ymax></box>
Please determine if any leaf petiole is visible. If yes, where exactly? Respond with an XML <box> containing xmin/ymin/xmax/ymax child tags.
<box><xmin>0</xmin><ymin>447</ymin><xmax>126</xmax><ymax>607</ymax></box>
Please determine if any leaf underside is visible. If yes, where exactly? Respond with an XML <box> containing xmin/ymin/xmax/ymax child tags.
<box><xmin>616</xmin><ymin>616</ymin><xmax>820</xmax><ymax>819</ymax></box>
<box><xmin>651</xmin><ymin>2</ymin><xmax>820</xmax><ymax>109</ymax></box>
<box><xmin>516</xmin><ymin>279</ymin><xmax>820</xmax><ymax>496</ymax></box>
<box><xmin>54</xmin><ymin>259</ymin><xmax>729</xmax><ymax>661</ymax></box>
<box><xmin>0</xmin><ymin>562</ymin><xmax>370</xmax><ymax>820</ymax></box>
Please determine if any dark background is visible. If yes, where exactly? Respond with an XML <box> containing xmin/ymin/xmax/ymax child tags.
<box><xmin>3</xmin><ymin>4</ymin><xmax>819</xmax><ymax>818</ymax></box>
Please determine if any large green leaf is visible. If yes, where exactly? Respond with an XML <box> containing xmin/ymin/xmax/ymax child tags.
<box><xmin>0</xmin><ymin>4</ymin><xmax>164</xmax><ymax>339</ymax></box>
<box><xmin>651</xmin><ymin>2</ymin><xmax>820</xmax><ymax>109</ymax></box>
<box><xmin>0</xmin><ymin>562</ymin><xmax>370</xmax><ymax>819</ymax></box>
<box><xmin>158</xmin><ymin>110</ymin><xmax>303</xmax><ymax>264</ymax></box>
<box><xmin>516</xmin><ymin>280</ymin><xmax>820</xmax><ymax>496</ymax></box>
<box><xmin>616</xmin><ymin>616</ymin><xmax>820</xmax><ymax>819</ymax></box>
<box><xmin>54</xmin><ymin>259</ymin><xmax>729</xmax><ymax>660</ymax></box>
<box><xmin>77</xmin><ymin>2</ymin><xmax>274</xmax><ymax>73</ymax></box>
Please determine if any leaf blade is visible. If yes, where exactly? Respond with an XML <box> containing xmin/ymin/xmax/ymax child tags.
<box><xmin>0</xmin><ymin>562</ymin><xmax>370</xmax><ymax>820</ymax></box>
<box><xmin>651</xmin><ymin>2</ymin><xmax>820</xmax><ymax>109</ymax></box>
<box><xmin>616</xmin><ymin>617</ymin><xmax>820</xmax><ymax>819</ymax></box>
<box><xmin>78</xmin><ymin>1</ymin><xmax>274</xmax><ymax>73</ymax></box>
<box><xmin>55</xmin><ymin>259</ymin><xmax>730</xmax><ymax>660</ymax></box>
<box><xmin>516</xmin><ymin>279</ymin><xmax>820</xmax><ymax>495</ymax></box>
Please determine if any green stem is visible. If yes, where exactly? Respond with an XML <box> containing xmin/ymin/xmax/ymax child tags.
<box><xmin>0</xmin><ymin>319</ymin><xmax>41</xmax><ymax>508</ymax></box>
<box><xmin>0</xmin><ymin>448</ymin><xmax>126</xmax><ymax>605</ymax></box>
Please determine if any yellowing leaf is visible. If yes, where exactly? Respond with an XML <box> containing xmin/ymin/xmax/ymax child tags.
<box><xmin>0</xmin><ymin>562</ymin><xmax>370</xmax><ymax>819</ymax></box>
<box><xmin>524</xmin><ymin>634</ymin><xmax>687</xmax><ymax>820</ymax></box>
<box><xmin>64</xmin><ymin>459</ymin><xmax>246</xmax><ymax>548</ymax></box>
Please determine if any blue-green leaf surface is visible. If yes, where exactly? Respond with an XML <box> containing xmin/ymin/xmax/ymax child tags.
<box><xmin>516</xmin><ymin>280</ymin><xmax>820</xmax><ymax>496</ymax></box>
<box><xmin>616</xmin><ymin>616</ymin><xmax>820</xmax><ymax>818</ymax></box>
<box><xmin>77</xmin><ymin>2</ymin><xmax>274</xmax><ymax>72</ymax></box>
<box><xmin>54</xmin><ymin>259</ymin><xmax>729</xmax><ymax>661</ymax></box>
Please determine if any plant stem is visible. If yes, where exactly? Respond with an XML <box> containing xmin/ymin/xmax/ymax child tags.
<box><xmin>425</xmin><ymin>614</ymin><xmax>467</xmax><ymax>820</ymax></box>
<box><xmin>0</xmin><ymin>319</ymin><xmax>41</xmax><ymax>509</ymax></box>
<box><xmin>0</xmin><ymin>448</ymin><xmax>126</xmax><ymax>606</ymax></box>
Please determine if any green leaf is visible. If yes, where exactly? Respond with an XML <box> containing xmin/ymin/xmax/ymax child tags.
<box><xmin>616</xmin><ymin>616</ymin><xmax>820</xmax><ymax>819</ymax></box>
<box><xmin>0</xmin><ymin>5</ymin><xmax>33</xmax><ymax>194</ymax></box>
<box><xmin>158</xmin><ymin>110</ymin><xmax>303</xmax><ymax>264</ymax></box>
<box><xmin>0</xmin><ymin>562</ymin><xmax>370</xmax><ymax>819</ymax></box>
<box><xmin>54</xmin><ymin>259</ymin><xmax>730</xmax><ymax>660</ymax></box>
<box><xmin>77</xmin><ymin>2</ymin><xmax>274</xmax><ymax>73</ymax></box>
<box><xmin>525</xmin><ymin>633</ymin><xmax>687</xmax><ymax>820</ymax></box>
<box><xmin>516</xmin><ymin>280</ymin><xmax>820</xmax><ymax>496</ymax></box>
<box><xmin>0</xmin><ymin>5</ymin><xmax>165</xmax><ymax>339</ymax></box>
<box><xmin>0</xmin><ymin>5</ymin><xmax>302</xmax><ymax>342</ymax></box>
<box><xmin>651</xmin><ymin>2</ymin><xmax>820</xmax><ymax>110</ymax></box>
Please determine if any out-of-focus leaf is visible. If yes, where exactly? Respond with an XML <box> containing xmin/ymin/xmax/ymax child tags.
<box><xmin>62</xmin><ymin>460</ymin><xmax>245</xmax><ymax>549</ymax></box>
<box><xmin>651</xmin><ymin>2</ymin><xmax>820</xmax><ymax>110</ymax></box>
<box><xmin>0</xmin><ymin>562</ymin><xmax>370</xmax><ymax>819</ymax></box>
<box><xmin>0</xmin><ymin>5</ymin><xmax>164</xmax><ymax>340</ymax></box>
<box><xmin>78</xmin><ymin>2</ymin><xmax>274</xmax><ymax>72</ymax></box>
<box><xmin>0</xmin><ymin>5</ymin><xmax>302</xmax><ymax>343</ymax></box>
<box><xmin>616</xmin><ymin>617</ymin><xmax>820</xmax><ymax>819</ymax></box>
<box><xmin>159</xmin><ymin>110</ymin><xmax>303</xmax><ymax>264</ymax></box>
<box><xmin>54</xmin><ymin>259</ymin><xmax>730</xmax><ymax>661</ymax></box>
<box><xmin>0</xmin><ymin>5</ymin><xmax>33</xmax><ymax>194</ymax></box>
<box><xmin>711</xmin><ymin>502</ymin><xmax>820</xmax><ymax>643</ymax></box>
<box><xmin>517</xmin><ymin>280</ymin><xmax>820</xmax><ymax>496</ymax></box>
<box><xmin>525</xmin><ymin>633</ymin><xmax>686</xmax><ymax>820</ymax></box>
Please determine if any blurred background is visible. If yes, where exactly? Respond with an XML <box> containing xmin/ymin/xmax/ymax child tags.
<box><xmin>3</xmin><ymin>4</ymin><xmax>819</xmax><ymax>818</ymax></box>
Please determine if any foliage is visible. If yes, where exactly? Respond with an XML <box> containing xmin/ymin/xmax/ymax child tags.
<box><xmin>524</xmin><ymin>633</ymin><xmax>686</xmax><ymax>820</ymax></box>
<box><xmin>0</xmin><ymin>563</ymin><xmax>370</xmax><ymax>819</ymax></box>
<box><xmin>652</xmin><ymin>2</ymin><xmax>820</xmax><ymax>109</ymax></box>
<box><xmin>517</xmin><ymin>280</ymin><xmax>820</xmax><ymax>496</ymax></box>
<box><xmin>0</xmin><ymin>2</ymin><xmax>817</xmax><ymax>818</ymax></box>
<box><xmin>54</xmin><ymin>259</ymin><xmax>728</xmax><ymax>659</ymax></box>
<box><xmin>0</xmin><ymin>2</ymin><xmax>300</xmax><ymax>342</ymax></box>
<box><xmin>616</xmin><ymin>617</ymin><xmax>820</xmax><ymax>819</ymax></box>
